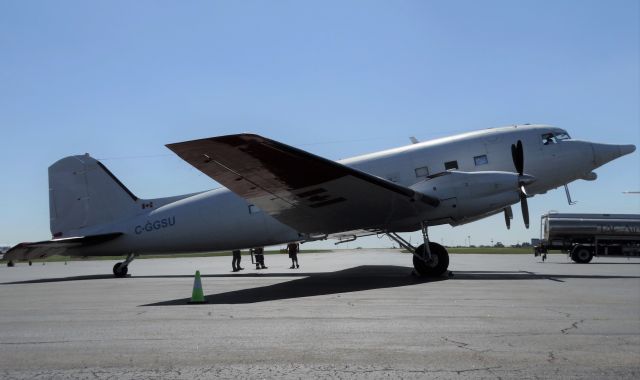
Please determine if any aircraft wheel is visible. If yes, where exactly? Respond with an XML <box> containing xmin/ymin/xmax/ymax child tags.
<box><xmin>571</xmin><ymin>246</ymin><xmax>593</xmax><ymax>264</ymax></box>
<box><xmin>413</xmin><ymin>242</ymin><xmax>449</xmax><ymax>277</ymax></box>
<box><xmin>7</xmin><ymin>260</ymin><xmax>14</xmax><ymax>267</ymax></box>
<box><xmin>113</xmin><ymin>262</ymin><xmax>128</xmax><ymax>277</ymax></box>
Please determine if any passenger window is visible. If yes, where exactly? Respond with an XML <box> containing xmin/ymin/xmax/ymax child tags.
<box><xmin>474</xmin><ymin>155</ymin><xmax>488</xmax><ymax>166</ymax></box>
<box><xmin>414</xmin><ymin>166</ymin><xmax>429</xmax><ymax>178</ymax></box>
<box><xmin>444</xmin><ymin>160</ymin><xmax>458</xmax><ymax>170</ymax></box>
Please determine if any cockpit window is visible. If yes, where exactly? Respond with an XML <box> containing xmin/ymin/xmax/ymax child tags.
<box><xmin>541</xmin><ymin>131</ymin><xmax>571</xmax><ymax>145</ymax></box>
<box><xmin>541</xmin><ymin>133</ymin><xmax>556</xmax><ymax>145</ymax></box>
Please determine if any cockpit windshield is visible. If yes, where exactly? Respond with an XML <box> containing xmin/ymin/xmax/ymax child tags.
<box><xmin>541</xmin><ymin>131</ymin><xmax>571</xmax><ymax>145</ymax></box>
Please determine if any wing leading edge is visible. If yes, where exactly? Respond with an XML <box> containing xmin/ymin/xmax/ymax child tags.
<box><xmin>167</xmin><ymin>134</ymin><xmax>439</xmax><ymax>235</ymax></box>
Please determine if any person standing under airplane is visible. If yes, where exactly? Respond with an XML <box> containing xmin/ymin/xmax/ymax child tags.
<box><xmin>232</xmin><ymin>249</ymin><xmax>243</xmax><ymax>272</ymax></box>
<box><xmin>288</xmin><ymin>242</ymin><xmax>299</xmax><ymax>269</ymax></box>
<box><xmin>254</xmin><ymin>247</ymin><xmax>267</xmax><ymax>269</ymax></box>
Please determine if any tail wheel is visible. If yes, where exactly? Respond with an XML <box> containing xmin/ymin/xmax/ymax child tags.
<box><xmin>113</xmin><ymin>262</ymin><xmax>128</xmax><ymax>277</ymax></box>
<box><xmin>571</xmin><ymin>246</ymin><xmax>593</xmax><ymax>264</ymax></box>
<box><xmin>413</xmin><ymin>242</ymin><xmax>449</xmax><ymax>277</ymax></box>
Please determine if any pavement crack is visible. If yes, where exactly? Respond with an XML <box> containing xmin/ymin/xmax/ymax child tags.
<box><xmin>455</xmin><ymin>366</ymin><xmax>503</xmax><ymax>375</ymax></box>
<box><xmin>561</xmin><ymin>319</ymin><xmax>585</xmax><ymax>335</ymax></box>
<box><xmin>441</xmin><ymin>336</ymin><xmax>470</xmax><ymax>349</ymax></box>
<box><xmin>441</xmin><ymin>336</ymin><xmax>488</xmax><ymax>352</ymax></box>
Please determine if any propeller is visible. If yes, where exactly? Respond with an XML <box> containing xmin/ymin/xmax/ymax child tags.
<box><xmin>511</xmin><ymin>140</ymin><xmax>524</xmax><ymax>176</ymax></box>
<box><xmin>520</xmin><ymin>191</ymin><xmax>529</xmax><ymax>229</ymax></box>
<box><xmin>503</xmin><ymin>206</ymin><xmax>513</xmax><ymax>230</ymax></box>
<box><xmin>510</xmin><ymin>140</ymin><xmax>534</xmax><ymax>229</ymax></box>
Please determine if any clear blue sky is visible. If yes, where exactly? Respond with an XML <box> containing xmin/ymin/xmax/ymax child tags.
<box><xmin>1</xmin><ymin>0</ymin><xmax>638</xmax><ymax>248</ymax></box>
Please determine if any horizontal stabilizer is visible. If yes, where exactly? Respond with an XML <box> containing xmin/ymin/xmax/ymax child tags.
<box><xmin>167</xmin><ymin>134</ymin><xmax>439</xmax><ymax>234</ymax></box>
<box><xmin>3</xmin><ymin>233</ymin><xmax>122</xmax><ymax>261</ymax></box>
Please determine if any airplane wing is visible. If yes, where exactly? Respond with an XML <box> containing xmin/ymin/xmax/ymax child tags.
<box><xmin>167</xmin><ymin>134</ymin><xmax>439</xmax><ymax>235</ymax></box>
<box><xmin>3</xmin><ymin>233</ymin><xmax>122</xmax><ymax>261</ymax></box>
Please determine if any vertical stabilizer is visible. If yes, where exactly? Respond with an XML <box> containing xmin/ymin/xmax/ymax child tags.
<box><xmin>49</xmin><ymin>154</ymin><xmax>140</xmax><ymax>237</ymax></box>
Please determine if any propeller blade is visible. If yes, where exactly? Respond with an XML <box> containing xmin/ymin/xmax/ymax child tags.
<box><xmin>517</xmin><ymin>140</ymin><xmax>524</xmax><ymax>175</ymax></box>
<box><xmin>511</xmin><ymin>140</ymin><xmax>524</xmax><ymax>176</ymax></box>
<box><xmin>520</xmin><ymin>193</ymin><xmax>530</xmax><ymax>229</ymax></box>
<box><xmin>510</xmin><ymin>139</ymin><xmax>529</xmax><ymax>228</ymax></box>
<box><xmin>504</xmin><ymin>208</ymin><xmax>511</xmax><ymax>230</ymax></box>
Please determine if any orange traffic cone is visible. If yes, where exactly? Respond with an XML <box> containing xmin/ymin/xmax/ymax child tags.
<box><xmin>188</xmin><ymin>270</ymin><xmax>206</xmax><ymax>304</ymax></box>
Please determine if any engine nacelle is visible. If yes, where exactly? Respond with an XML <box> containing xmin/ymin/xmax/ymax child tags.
<box><xmin>410</xmin><ymin>171</ymin><xmax>522</xmax><ymax>223</ymax></box>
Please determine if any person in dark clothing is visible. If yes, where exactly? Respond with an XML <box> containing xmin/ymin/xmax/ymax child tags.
<box><xmin>288</xmin><ymin>242</ymin><xmax>299</xmax><ymax>269</ymax></box>
<box><xmin>232</xmin><ymin>249</ymin><xmax>243</xmax><ymax>272</ymax></box>
<box><xmin>254</xmin><ymin>247</ymin><xmax>267</xmax><ymax>269</ymax></box>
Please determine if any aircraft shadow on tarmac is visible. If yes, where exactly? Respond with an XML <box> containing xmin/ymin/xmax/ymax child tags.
<box><xmin>141</xmin><ymin>266</ymin><xmax>640</xmax><ymax>306</ymax></box>
<box><xmin>3</xmin><ymin>266</ymin><xmax>639</xmax><ymax>305</ymax></box>
<box><xmin>144</xmin><ymin>265</ymin><xmax>441</xmax><ymax>305</ymax></box>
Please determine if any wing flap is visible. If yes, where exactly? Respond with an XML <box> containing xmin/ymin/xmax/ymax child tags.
<box><xmin>167</xmin><ymin>134</ymin><xmax>438</xmax><ymax>234</ymax></box>
<box><xmin>3</xmin><ymin>233</ymin><xmax>122</xmax><ymax>261</ymax></box>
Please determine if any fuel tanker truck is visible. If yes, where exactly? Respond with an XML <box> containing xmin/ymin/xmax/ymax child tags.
<box><xmin>534</xmin><ymin>213</ymin><xmax>640</xmax><ymax>263</ymax></box>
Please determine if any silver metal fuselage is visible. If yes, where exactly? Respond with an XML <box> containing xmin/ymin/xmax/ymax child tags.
<box><xmin>70</xmin><ymin>124</ymin><xmax>634</xmax><ymax>256</ymax></box>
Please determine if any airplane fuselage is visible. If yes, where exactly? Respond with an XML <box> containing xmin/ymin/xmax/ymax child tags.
<box><xmin>62</xmin><ymin>124</ymin><xmax>633</xmax><ymax>257</ymax></box>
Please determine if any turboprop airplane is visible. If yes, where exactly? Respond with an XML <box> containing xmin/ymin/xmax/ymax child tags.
<box><xmin>4</xmin><ymin>124</ymin><xmax>636</xmax><ymax>277</ymax></box>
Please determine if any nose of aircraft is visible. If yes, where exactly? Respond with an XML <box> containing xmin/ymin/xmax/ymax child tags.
<box><xmin>591</xmin><ymin>143</ymin><xmax>636</xmax><ymax>167</ymax></box>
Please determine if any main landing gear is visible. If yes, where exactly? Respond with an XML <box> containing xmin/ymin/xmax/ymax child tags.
<box><xmin>113</xmin><ymin>253</ymin><xmax>138</xmax><ymax>277</ymax></box>
<box><xmin>387</xmin><ymin>222</ymin><xmax>449</xmax><ymax>277</ymax></box>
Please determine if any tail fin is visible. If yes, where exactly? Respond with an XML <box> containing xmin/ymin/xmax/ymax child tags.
<box><xmin>49</xmin><ymin>154</ymin><xmax>141</xmax><ymax>238</ymax></box>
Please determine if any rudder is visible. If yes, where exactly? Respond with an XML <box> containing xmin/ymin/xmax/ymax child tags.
<box><xmin>49</xmin><ymin>154</ymin><xmax>140</xmax><ymax>238</ymax></box>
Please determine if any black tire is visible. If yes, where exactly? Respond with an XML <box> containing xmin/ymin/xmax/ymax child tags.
<box><xmin>7</xmin><ymin>260</ymin><xmax>14</xmax><ymax>267</ymax></box>
<box><xmin>413</xmin><ymin>242</ymin><xmax>449</xmax><ymax>277</ymax></box>
<box><xmin>571</xmin><ymin>246</ymin><xmax>593</xmax><ymax>264</ymax></box>
<box><xmin>113</xmin><ymin>262</ymin><xmax>128</xmax><ymax>277</ymax></box>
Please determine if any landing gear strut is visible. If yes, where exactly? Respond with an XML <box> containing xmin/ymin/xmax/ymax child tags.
<box><xmin>113</xmin><ymin>253</ymin><xmax>138</xmax><ymax>277</ymax></box>
<box><xmin>387</xmin><ymin>222</ymin><xmax>449</xmax><ymax>277</ymax></box>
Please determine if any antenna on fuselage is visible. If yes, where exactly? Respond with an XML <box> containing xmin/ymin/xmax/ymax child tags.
<box><xmin>409</xmin><ymin>136</ymin><xmax>419</xmax><ymax>144</ymax></box>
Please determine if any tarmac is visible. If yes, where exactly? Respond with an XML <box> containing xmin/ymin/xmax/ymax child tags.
<box><xmin>1</xmin><ymin>250</ymin><xmax>639</xmax><ymax>379</ymax></box>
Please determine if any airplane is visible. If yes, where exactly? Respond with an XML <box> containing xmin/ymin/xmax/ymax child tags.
<box><xmin>3</xmin><ymin>124</ymin><xmax>636</xmax><ymax>277</ymax></box>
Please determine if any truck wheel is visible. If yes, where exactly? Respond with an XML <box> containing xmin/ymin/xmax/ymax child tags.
<box><xmin>571</xmin><ymin>246</ymin><xmax>593</xmax><ymax>264</ymax></box>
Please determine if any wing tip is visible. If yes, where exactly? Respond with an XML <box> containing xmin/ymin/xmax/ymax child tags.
<box><xmin>166</xmin><ymin>133</ymin><xmax>266</xmax><ymax>148</ymax></box>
